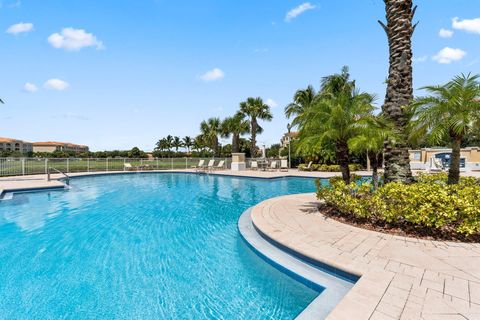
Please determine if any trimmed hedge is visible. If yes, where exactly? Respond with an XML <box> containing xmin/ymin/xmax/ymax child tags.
<box><xmin>316</xmin><ymin>173</ymin><xmax>480</xmax><ymax>236</ymax></box>
<box><xmin>298</xmin><ymin>163</ymin><xmax>362</xmax><ymax>172</ymax></box>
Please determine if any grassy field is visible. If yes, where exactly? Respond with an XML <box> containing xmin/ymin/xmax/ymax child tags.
<box><xmin>0</xmin><ymin>158</ymin><xmax>231</xmax><ymax>176</ymax></box>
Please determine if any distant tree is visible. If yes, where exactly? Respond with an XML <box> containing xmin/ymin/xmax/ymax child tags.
<box><xmin>172</xmin><ymin>136</ymin><xmax>183</xmax><ymax>154</ymax></box>
<box><xmin>238</xmin><ymin>97</ymin><xmax>273</xmax><ymax>157</ymax></box>
<box><xmin>200</xmin><ymin>118</ymin><xmax>221</xmax><ymax>156</ymax></box>
<box><xmin>221</xmin><ymin>113</ymin><xmax>249</xmax><ymax>153</ymax></box>
<box><xmin>266</xmin><ymin>144</ymin><xmax>281</xmax><ymax>158</ymax></box>
<box><xmin>182</xmin><ymin>136</ymin><xmax>193</xmax><ymax>153</ymax></box>
<box><xmin>128</xmin><ymin>147</ymin><xmax>145</xmax><ymax>158</ymax></box>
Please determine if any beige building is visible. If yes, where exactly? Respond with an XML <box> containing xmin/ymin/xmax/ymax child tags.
<box><xmin>409</xmin><ymin>147</ymin><xmax>480</xmax><ymax>171</ymax></box>
<box><xmin>281</xmin><ymin>132</ymin><xmax>299</xmax><ymax>148</ymax></box>
<box><xmin>0</xmin><ymin>137</ymin><xmax>33</xmax><ymax>154</ymax></box>
<box><xmin>33</xmin><ymin>141</ymin><xmax>89</xmax><ymax>153</ymax></box>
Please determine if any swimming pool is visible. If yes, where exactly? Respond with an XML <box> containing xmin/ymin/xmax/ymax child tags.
<box><xmin>0</xmin><ymin>173</ymin><xmax>350</xmax><ymax>319</ymax></box>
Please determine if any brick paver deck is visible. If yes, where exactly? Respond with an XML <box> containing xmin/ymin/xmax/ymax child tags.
<box><xmin>250</xmin><ymin>193</ymin><xmax>480</xmax><ymax>320</ymax></box>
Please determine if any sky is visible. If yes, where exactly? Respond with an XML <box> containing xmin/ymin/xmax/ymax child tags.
<box><xmin>1</xmin><ymin>0</ymin><xmax>479</xmax><ymax>151</ymax></box>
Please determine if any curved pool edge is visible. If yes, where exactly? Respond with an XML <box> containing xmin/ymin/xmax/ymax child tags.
<box><xmin>238</xmin><ymin>207</ymin><xmax>355</xmax><ymax>319</ymax></box>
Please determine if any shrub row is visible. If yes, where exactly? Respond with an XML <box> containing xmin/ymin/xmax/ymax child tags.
<box><xmin>316</xmin><ymin>173</ymin><xmax>480</xmax><ymax>236</ymax></box>
<box><xmin>299</xmin><ymin>163</ymin><xmax>362</xmax><ymax>172</ymax></box>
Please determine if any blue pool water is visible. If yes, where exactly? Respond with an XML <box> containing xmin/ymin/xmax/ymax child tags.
<box><xmin>0</xmin><ymin>173</ymin><xmax>330</xmax><ymax>319</ymax></box>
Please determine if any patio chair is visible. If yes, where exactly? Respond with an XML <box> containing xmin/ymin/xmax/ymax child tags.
<box><xmin>250</xmin><ymin>161</ymin><xmax>258</xmax><ymax>170</ymax></box>
<box><xmin>305</xmin><ymin>161</ymin><xmax>313</xmax><ymax>171</ymax></box>
<box><xmin>206</xmin><ymin>159</ymin><xmax>215</xmax><ymax>172</ymax></box>
<box><xmin>268</xmin><ymin>161</ymin><xmax>278</xmax><ymax>171</ymax></box>
<box><xmin>215</xmin><ymin>160</ymin><xmax>225</xmax><ymax>170</ymax></box>
<box><xmin>124</xmin><ymin>163</ymin><xmax>133</xmax><ymax>171</ymax></box>
<box><xmin>280</xmin><ymin>159</ymin><xmax>288</xmax><ymax>172</ymax></box>
<box><xmin>192</xmin><ymin>159</ymin><xmax>205</xmax><ymax>172</ymax></box>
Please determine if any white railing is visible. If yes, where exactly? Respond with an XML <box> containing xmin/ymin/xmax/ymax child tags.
<box><xmin>0</xmin><ymin>157</ymin><xmax>231</xmax><ymax>177</ymax></box>
<box><xmin>0</xmin><ymin>157</ymin><xmax>288</xmax><ymax>177</ymax></box>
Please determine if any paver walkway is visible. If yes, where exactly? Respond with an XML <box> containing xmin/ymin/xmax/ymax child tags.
<box><xmin>251</xmin><ymin>193</ymin><xmax>480</xmax><ymax>320</ymax></box>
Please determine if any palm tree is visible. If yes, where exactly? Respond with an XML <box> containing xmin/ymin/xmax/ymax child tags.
<box><xmin>155</xmin><ymin>138</ymin><xmax>169</xmax><ymax>157</ymax></box>
<box><xmin>183</xmin><ymin>136</ymin><xmax>193</xmax><ymax>153</ymax></box>
<box><xmin>284</xmin><ymin>85</ymin><xmax>317</xmax><ymax>124</ymax></box>
<box><xmin>294</xmin><ymin>67</ymin><xmax>375</xmax><ymax>183</ymax></box>
<box><xmin>165</xmin><ymin>135</ymin><xmax>173</xmax><ymax>152</ymax></box>
<box><xmin>172</xmin><ymin>136</ymin><xmax>183</xmax><ymax>154</ymax></box>
<box><xmin>378</xmin><ymin>0</ymin><xmax>417</xmax><ymax>183</ymax></box>
<box><xmin>411</xmin><ymin>74</ymin><xmax>480</xmax><ymax>184</ymax></box>
<box><xmin>349</xmin><ymin>115</ymin><xmax>393</xmax><ymax>189</ymax></box>
<box><xmin>221</xmin><ymin>113</ymin><xmax>249</xmax><ymax>153</ymax></box>
<box><xmin>200</xmin><ymin>118</ymin><xmax>222</xmax><ymax>156</ymax></box>
<box><xmin>238</xmin><ymin>97</ymin><xmax>273</xmax><ymax>157</ymax></box>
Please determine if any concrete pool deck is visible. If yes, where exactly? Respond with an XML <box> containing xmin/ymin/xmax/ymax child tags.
<box><xmin>1</xmin><ymin>169</ymin><xmax>480</xmax><ymax>319</ymax></box>
<box><xmin>250</xmin><ymin>193</ymin><xmax>480</xmax><ymax>320</ymax></box>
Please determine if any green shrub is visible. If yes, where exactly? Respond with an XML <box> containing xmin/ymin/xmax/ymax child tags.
<box><xmin>316</xmin><ymin>173</ymin><xmax>480</xmax><ymax>236</ymax></box>
<box><xmin>299</xmin><ymin>163</ymin><xmax>362</xmax><ymax>172</ymax></box>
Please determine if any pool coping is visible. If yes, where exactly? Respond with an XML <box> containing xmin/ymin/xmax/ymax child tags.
<box><xmin>238</xmin><ymin>207</ymin><xmax>355</xmax><ymax>319</ymax></box>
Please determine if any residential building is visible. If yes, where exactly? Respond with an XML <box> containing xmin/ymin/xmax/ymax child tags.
<box><xmin>409</xmin><ymin>147</ymin><xmax>480</xmax><ymax>171</ymax></box>
<box><xmin>32</xmin><ymin>141</ymin><xmax>89</xmax><ymax>153</ymax></box>
<box><xmin>0</xmin><ymin>137</ymin><xmax>33</xmax><ymax>154</ymax></box>
<box><xmin>280</xmin><ymin>131</ymin><xmax>299</xmax><ymax>148</ymax></box>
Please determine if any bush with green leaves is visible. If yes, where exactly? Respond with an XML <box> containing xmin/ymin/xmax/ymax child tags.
<box><xmin>299</xmin><ymin>163</ymin><xmax>362</xmax><ymax>172</ymax></box>
<box><xmin>316</xmin><ymin>173</ymin><xmax>480</xmax><ymax>236</ymax></box>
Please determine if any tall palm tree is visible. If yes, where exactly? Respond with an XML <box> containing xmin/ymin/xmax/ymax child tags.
<box><xmin>172</xmin><ymin>136</ymin><xmax>183</xmax><ymax>153</ymax></box>
<box><xmin>200</xmin><ymin>117</ymin><xmax>221</xmax><ymax>156</ymax></box>
<box><xmin>294</xmin><ymin>67</ymin><xmax>375</xmax><ymax>183</ymax></box>
<box><xmin>182</xmin><ymin>136</ymin><xmax>193</xmax><ymax>153</ymax></box>
<box><xmin>411</xmin><ymin>74</ymin><xmax>480</xmax><ymax>184</ymax></box>
<box><xmin>378</xmin><ymin>0</ymin><xmax>417</xmax><ymax>183</ymax></box>
<box><xmin>165</xmin><ymin>135</ymin><xmax>173</xmax><ymax>152</ymax></box>
<box><xmin>284</xmin><ymin>85</ymin><xmax>317</xmax><ymax>124</ymax></box>
<box><xmin>238</xmin><ymin>97</ymin><xmax>273</xmax><ymax>157</ymax></box>
<box><xmin>221</xmin><ymin>113</ymin><xmax>249</xmax><ymax>153</ymax></box>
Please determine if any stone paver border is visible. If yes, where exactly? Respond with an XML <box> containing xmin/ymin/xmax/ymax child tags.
<box><xmin>250</xmin><ymin>193</ymin><xmax>480</xmax><ymax>320</ymax></box>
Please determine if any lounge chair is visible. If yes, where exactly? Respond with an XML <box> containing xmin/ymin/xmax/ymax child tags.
<box><xmin>215</xmin><ymin>160</ymin><xmax>225</xmax><ymax>170</ymax></box>
<box><xmin>268</xmin><ymin>161</ymin><xmax>278</xmax><ymax>171</ymax></box>
<box><xmin>280</xmin><ymin>159</ymin><xmax>288</xmax><ymax>172</ymax></box>
<box><xmin>206</xmin><ymin>159</ymin><xmax>215</xmax><ymax>172</ymax></box>
<box><xmin>250</xmin><ymin>161</ymin><xmax>258</xmax><ymax>170</ymax></box>
<box><xmin>124</xmin><ymin>163</ymin><xmax>133</xmax><ymax>171</ymax></box>
<box><xmin>305</xmin><ymin>161</ymin><xmax>313</xmax><ymax>171</ymax></box>
<box><xmin>192</xmin><ymin>159</ymin><xmax>205</xmax><ymax>172</ymax></box>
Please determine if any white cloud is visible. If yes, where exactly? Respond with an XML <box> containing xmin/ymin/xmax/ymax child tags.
<box><xmin>452</xmin><ymin>17</ymin><xmax>480</xmax><ymax>34</ymax></box>
<box><xmin>439</xmin><ymin>28</ymin><xmax>453</xmax><ymax>38</ymax></box>
<box><xmin>413</xmin><ymin>55</ymin><xmax>428</xmax><ymax>63</ymax></box>
<box><xmin>199</xmin><ymin>68</ymin><xmax>224</xmax><ymax>82</ymax></box>
<box><xmin>44</xmin><ymin>79</ymin><xmax>70</xmax><ymax>91</ymax></box>
<box><xmin>24</xmin><ymin>82</ymin><xmax>38</xmax><ymax>93</ymax></box>
<box><xmin>6</xmin><ymin>22</ymin><xmax>33</xmax><ymax>34</ymax></box>
<box><xmin>432</xmin><ymin>47</ymin><xmax>466</xmax><ymax>64</ymax></box>
<box><xmin>285</xmin><ymin>2</ymin><xmax>316</xmax><ymax>22</ymax></box>
<box><xmin>48</xmin><ymin>28</ymin><xmax>104</xmax><ymax>51</ymax></box>
<box><xmin>265</xmin><ymin>98</ymin><xmax>278</xmax><ymax>108</ymax></box>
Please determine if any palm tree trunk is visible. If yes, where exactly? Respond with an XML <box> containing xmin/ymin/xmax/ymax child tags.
<box><xmin>368</xmin><ymin>151</ymin><xmax>380</xmax><ymax>190</ymax></box>
<box><xmin>232</xmin><ymin>133</ymin><xmax>240</xmax><ymax>153</ymax></box>
<box><xmin>250</xmin><ymin>118</ymin><xmax>257</xmax><ymax>157</ymax></box>
<box><xmin>379</xmin><ymin>0</ymin><xmax>416</xmax><ymax>184</ymax></box>
<box><xmin>448</xmin><ymin>136</ymin><xmax>462</xmax><ymax>185</ymax></box>
<box><xmin>336</xmin><ymin>141</ymin><xmax>350</xmax><ymax>184</ymax></box>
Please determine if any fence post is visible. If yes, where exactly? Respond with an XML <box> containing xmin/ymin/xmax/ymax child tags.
<box><xmin>171</xmin><ymin>158</ymin><xmax>173</xmax><ymax>170</ymax></box>
<box><xmin>156</xmin><ymin>158</ymin><xmax>159</xmax><ymax>170</ymax></box>
<box><xmin>185</xmin><ymin>157</ymin><xmax>188</xmax><ymax>170</ymax></box>
<box><xmin>45</xmin><ymin>159</ymin><xmax>48</xmax><ymax>174</ymax></box>
<box><xmin>67</xmin><ymin>158</ymin><xmax>69</xmax><ymax>173</ymax></box>
<box><xmin>106</xmin><ymin>158</ymin><xmax>109</xmax><ymax>172</ymax></box>
<box><xmin>87</xmin><ymin>158</ymin><xmax>90</xmax><ymax>172</ymax></box>
<box><xmin>21</xmin><ymin>158</ymin><xmax>25</xmax><ymax>176</ymax></box>
<box><xmin>123</xmin><ymin>158</ymin><xmax>126</xmax><ymax>172</ymax></box>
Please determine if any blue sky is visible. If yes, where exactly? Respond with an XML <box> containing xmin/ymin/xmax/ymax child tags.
<box><xmin>1</xmin><ymin>0</ymin><xmax>479</xmax><ymax>151</ymax></box>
